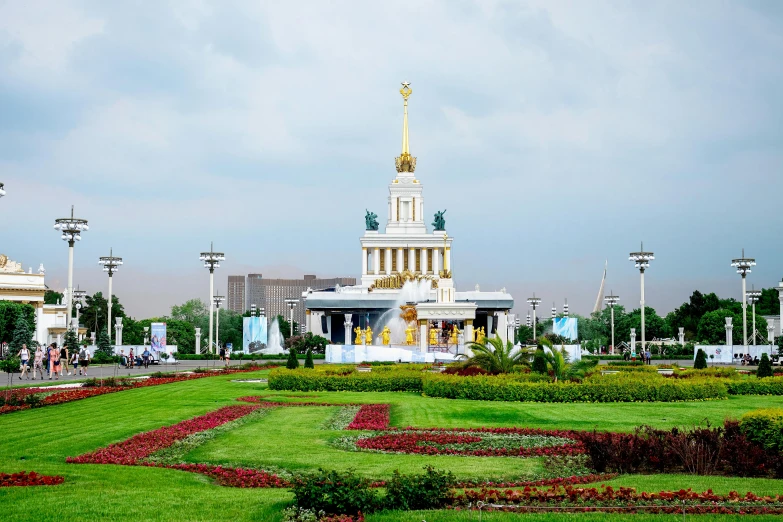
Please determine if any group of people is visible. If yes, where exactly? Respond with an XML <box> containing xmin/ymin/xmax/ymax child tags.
<box><xmin>218</xmin><ymin>346</ymin><xmax>231</xmax><ymax>367</ymax></box>
<box><xmin>118</xmin><ymin>347</ymin><xmax>153</xmax><ymax>369</ymax></box>
<box><xmin>738</xmin><ymin>353</ymin><xmax>760</xmax><ymax>366</ymax></box>
<box><xmin>17</xmin><ymin>343</ymin><xmax>91</xmax><ymax>380</ymax></box>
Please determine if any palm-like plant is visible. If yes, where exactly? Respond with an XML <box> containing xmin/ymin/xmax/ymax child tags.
<box><xmin>459</xmin><ymin>334</ymin><xmax>532</xmax><ymax>374</ymax></box>
<box><xmin>538</xmin><ymin>337</ymin><xmax>597</xmax><ymax>382</ymax></box>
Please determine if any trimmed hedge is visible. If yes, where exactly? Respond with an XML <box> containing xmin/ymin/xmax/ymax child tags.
<box><xmin>726</xmin><ymin>377</ymin><xmax>783</xmax><ymax>395</ymax></box>
<box><xmin>268</xmin><ymin>368</ymin><xmax>423</xmax><ymax>392</ymax></box>
<box><xmin>422</xmin><ymin>374</ymin><xmax>728</xmax><ymax>403</ymax></box>
<box><xmin>175</xmin><ymin>353</ymin><xmax>324</xmax><ymax>361</ymax></box>
<box><xmin>740</xmin><ymin>408</ymin><xmax>783</xmax><ymax>453</ymax></box>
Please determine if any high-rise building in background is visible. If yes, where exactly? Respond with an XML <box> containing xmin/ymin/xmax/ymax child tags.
<box><xmin>227</xmin><ymin>275</ymin><xmax>246</xmax><ymax>313</ymax></box>
<box><xmin>245</xmin><ymin>274</ymin><xmax>356</xmax><ymax>332</ymax></box>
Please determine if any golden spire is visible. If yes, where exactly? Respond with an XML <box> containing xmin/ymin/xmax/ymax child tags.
<box><xmin>395</xmin><ymin>81</ymin><xmax>416</xmax><ymax>173</ymax></box>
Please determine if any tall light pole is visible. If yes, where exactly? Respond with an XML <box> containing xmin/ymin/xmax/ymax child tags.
<box><xmin>629</xmin><ymin>242</ymin><xmax>654</xmax><ymax>354</ymax></box>
<box><xmin>54</xmin><ymin>206</ymin><xmax>89</xmax><ymax>328</ymax></box>
<box><xmin>200</xmin><ymin>243</ymin><xmax>224</xmax><ymax>354</ymax></box>
<box><xmin>604</xmin><ymin>292</ymin><xmax>620</xmax><ymax>355</ymax></box>
<box><xmin>777</xmin><ymin>278</ymin><xmax>783</xmax><ymax>338</ymax></box>
<box><xmin>527</xmin><ymin>294</ymin><xmax>541</xmax><ymax>339</ymax></box>
<box><xmin>98</xmin><ymin>248</ymin><xmax>122</xmax><ymax>341</ymax></box>
<box><xmin>285</xmin><ymin>298</ymin><xmax>298</xmax><ymax>338</ymax></box>
<box><xmin>213</xmin><ymin>293</ymin><xmax>225</xmax><ymax>352</ymax></box>
<box><xmin>526</xmin><ymin>311</ymin><xmax>531</xmax><ymax>328</ymax></box>
<box><xmin>250</xmin><ymin>303</ymin><xmax>257</xmax><ymax>317</ymax></box>
<box><xmin>73</xmin><ymin>287</ymin><xmax>87</xmax><ymax>326</ymax></box>
<box><xmin>731</xmin><ymin>249</ymin><xmax>755</xmax><ymax>353</ymax></box>
<box><xmin>563</xmin><ymin>299</ymin><xmax>569</xmax><ymax>318</ymax></box>
<box><xmin>747</xmin><ymin>286</ymin><xmax>761</xmax><ymax>346</ymax></box>
<box><xmin>551</xmin><ymin>302</ymin><xmax>557</xmax><ymax>320</ymax></box>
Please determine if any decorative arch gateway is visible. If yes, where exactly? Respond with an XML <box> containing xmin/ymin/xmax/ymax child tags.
<box><xmin>368</xmin><ymin>269</ymin><xmax>437</xmax><ymax>292</ymax></box>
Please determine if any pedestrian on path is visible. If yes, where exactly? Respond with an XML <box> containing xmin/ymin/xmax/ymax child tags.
<box><xmin>79</xmin><ymin>346</ymin><xmax>90</xmax><ymax>376</ymax></box>
<box><xmin>49</xmin><ymin>345</ymin><xmax>60</xmax><ymax>380</ymax></box>
<box><xmin>19</xmin><ymin>344</ymin><xmax>30</xmax><ymax>380</ymax></box>
<box><xmin>71</xmin><ymin>350</ymin><xmax>79</xmax><ymax>375</ymax></box>
<box><xmin>32</xmin><ymin>346</ymin><xmax>44</xmax><ymax>380</ymax></box>
<box><xmin>60</xmin><ymin>345</ymin><xmax>69</xmax><ymax>376</ymax></box>
<box><xmin>142</xmin><ymin>347</ymin><xmax>151</xmax><ymax>369</ymax></box>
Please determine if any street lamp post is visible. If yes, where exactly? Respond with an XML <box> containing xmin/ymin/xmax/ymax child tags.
<box><xmin>604</xmin><ymin>292</ymin><xmax>620</xmax><ymax>355</ymax></box>
<box><xmin>551</xmin><ymin>302</ymin><xmax>557</xmax><ymax>320</ymax></box>
<box><xmin>54</xmin><ymin>206</ymin><xmax>89</xmax><ymax>329</ymax></box>
<box><xmin>213</xmin><ymin>294</ymin><xmax>225</xmax><ymax>353</ymax></box>
<box><xmin>250</xmin><ymin>303</ymin><xmax>257</xmax><ymax>317</ymax></box>
<box><xmin>730</xmin><ymin>249</ymin><xmax>755</xmax><ymax>354</ymax></box>
<box><xmin>526</xmin><ymin>311</ymin><xmax>531</xmax><ymax>328</ymax></box>
<box><xmin>285</xmin><ymin>299</ymin><xmax>298</xmax><ymax>338</ymax></box>
<box><xmin>98</xmin><ymin>248</ymin><xmax>122</xmax><ymax>341</ymax></box>
<box><xmin>629</xmin><ymin>242</ymin><xmax>655</xmax><ymax>355</ymax></box>
<box><xmin>563</xmin><ymin>299</ymin><xmax>569</xmax><ymax>318</ymax></box>
<box><xmin>747</xmin><ymin>286</ymin><xmax>761</xmax><ymax>346</ymax></box>
<box><xmin>200</xmin><ymin>243</ymin><xmax>225</xmax><ymax>354</ymax></box>
<box><xmin>527</xmin><ymin>294</ymin><xmax>541</xmax><ymax>339</ymax></box>
<box><xmin>73</xmin><ymin>287</ymin><xmax>87</xmax><ymax>330</ymax></box>
<box><xmin>778</xmin><ymin>278</ymin><xmax>783</xmax><ymax>338</ymax></box>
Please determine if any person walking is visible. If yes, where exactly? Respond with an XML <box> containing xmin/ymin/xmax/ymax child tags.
<box><xmin>71</xmin><ymin>350</ymin><xmax>79</xmax><ymax>376</ymax></box>
<box><xmin>79</xmin><ymin>346</ymin><xmax>90</xmax><ymax>376</ymax></box>
<box><xmin>142</xmin><ymin>347</ymin><xmax>151</xmax><ymax>369</ymax></box>
<box><xmin>225</xmin><ymin>348</ymin><xmax>231</xmax><ymax>367</ymax></box>
<box><xmin>128</xmin><ymin>348</ymin><xmax>135</xmax><ymax>369</ymax></box>
<box><xmin>32</xmin><ymin>345</ymin><xmax>44</xmax><ymax>380</ymax></box>
<box><xmin>60</xmin><ymin>345</ymin><xmax>69</xmax><ymax>376</ymax></box>
<box><xmin>19</xmin><ymin>344</ymin><xmax>30</xmax><ymax>380</ymax></box>
<box><xmin>49</xmin><ymin>344</ymin><xmax>60</xmax><ymax>380</ymax></box>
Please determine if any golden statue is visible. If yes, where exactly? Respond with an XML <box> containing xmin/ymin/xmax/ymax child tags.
<box><xmin>429</xmin><ymin>327</ymin><xmax>438</xmax><ymax>345</ymax></box>
<box><xmin>380</xmin><ymin>326</ymin><xmax>391</xmax><ymax>345</ymax></box>
<box><xmin>364</xmin><ymin>326</ymin><xmax>373</xmax><ymax>345</ymax></box>
<box><xmin>475</xmin><ymin>326</ymin><xmax>485</xmax><ymax>344</ymax></box>
<box><xmin>354</xmin><ymin>326</ymin><xmax>363</xmax><ymax>345</ymax></box>
<box><xmin>449</xmin><ymin>325</ymin><xmax>460</xmax><ymax>344</ymax></box>
<box><xmin>405</xmin><ymin>325</ymin><xmax>415</xmax><ymax>345</ymax></box>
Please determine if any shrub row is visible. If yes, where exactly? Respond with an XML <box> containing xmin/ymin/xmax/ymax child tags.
<box><xmin>268</xmin><ymin>369</ymin><xmax>423</xmax><ymax>392</ymax></box>
<box><xmin>726</xmin><ymin>377</ymin><xmax>783</xmax><ymax>395</ymax></box>
<box><xmin>421</xmin><ymin>374</ymin><xmax>728</xmax><ymax>402</ymax></box>
<box><xmin>740</xmin><ymin>408</ymin><xmax>783</xmax><ymax>453</ymax></box>
<box><xmin>176</xmin><ymin>353</ymin><xmax>324</xmax><ymax>361</ymax></box>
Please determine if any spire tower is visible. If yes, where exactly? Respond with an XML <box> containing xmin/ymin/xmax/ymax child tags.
<box><xmin>395</xmin><ymin>82</ymin><xmax>416</xmax><ymax>174</ymax></box>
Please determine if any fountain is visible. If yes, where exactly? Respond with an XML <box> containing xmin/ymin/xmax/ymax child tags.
<box><xmin>264</xmin><ymin>316</ymin><xmax>285</xmax><ymax>355</ymax></box>
<box><xmin>373</xmin><ymin>279</ymin><xmax>433</xmax><ymax>345</ymax></box>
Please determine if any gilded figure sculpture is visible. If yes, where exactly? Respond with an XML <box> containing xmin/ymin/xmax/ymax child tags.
<box><xmin>354</xmin><ymin>326</ymin><xmax>363</xmax><ymax>345</ymax></box>
<box><xmin>405</xmin><ymin>325</ymin><xmax>415</xmax><ymax>345</ymax></box>
<box><xmin>429</xmin><ymin>327</ymin><xmax>438</xmax><ymax>345</ymax></box>
<box><xmin>364</xmin><ymin>326</ymin><xmax>373</xmax><ymax>346</ymax></box>
<box><xmin>449</xmin><ymin>325</ymin><xmax>460</xmax><ymax>344</ymax></box>
<box><xmin>380</xmin><ymin>326</ymin><xmax>391</xmax><ymax>346</ymax></box>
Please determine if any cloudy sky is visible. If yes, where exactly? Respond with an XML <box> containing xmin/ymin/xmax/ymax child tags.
<box><xmin>1</xmin><ymin>0</ymin><xmax>781</xmax><ymax>319</ymax></box>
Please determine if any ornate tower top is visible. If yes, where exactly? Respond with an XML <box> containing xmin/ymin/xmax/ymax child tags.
<box><xmin>395</xmin><ymin>81</ymin><xmax>416</xmax><ymax>174</ymax></box>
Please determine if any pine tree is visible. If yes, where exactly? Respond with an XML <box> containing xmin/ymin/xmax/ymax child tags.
<box><xmin>694</xmin><ymin>348</ymin><xmax>708</xmax><ymax>370</ymax></box>
<box><xmin>757</xmin><ymin>352</ymin><xmax>773</xmax><ymax>378</ymax></box>
<box><xmin>64</xmin><ymin>328</ymin><xmax>79</xmax><ymax>356</ymax></box>
<box><xmin>9</xmin><ymin>313</ymin><xmax>34</xmax><ymax>356</ymax></box>
<box><xmin>304</xmin><ymin>348</ymin><xmax>314</xmax><ymax>369</ymax></box>
<box><xmin>96</xmin><ymin>330</ymin><xmax>113</xmax><ymax>358</ymax></box>
<box><xmin>286</xmin><ymin>347</ymin><xmax>300</xmax><ymax>370</ymax></box>
<box><xmin>532</xmin><ymin>348</ymin><xmax>548</xmax><ymax>374</ymax></box>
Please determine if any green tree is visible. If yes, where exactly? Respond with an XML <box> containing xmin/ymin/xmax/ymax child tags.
<box><xmin>0</xmin><ymin>302</ymin><xmax>35</xmax><ymax>346</ymax></box>
<box><xmin>276</xmin><ymin>315</ymin><xmax>292</xmax><ymax>339</ymax></box>
<box><xmin>96</xmin><ymin>330</ymin><xmax>113</xmax><ymax>358</ymax></box>
<box><xmin>515</xmin><ymin>325</ymin><xmax>534</xmax><ymax>344</ymax></box>
<box><xmin>459</xmin><ymin>335</ymin><xmax>531</xmax><ymax>374</ymax></box>
<box><xmin>80</xmin><ymin>292</ymin><xmax>126</xmax><ymax>339</ymax></box>
<box><xmin>757</xmin><ymin>353</ymin><xmax>773</xmax><ymax>378</ymax></box>
<box><xmin>531</xmin><ymin>347</ymin><xmax>548</xmax><ymax>374</ymax></box>
<box><xmin>9</xmin><ymin>313</ymin><xmax>34</xmax><ymax>356</ymax></box>
<box><xmin>44</xmin><ymin>290</ymin><xmax>63</xmax><ymax>305</ymax></box>
<box><xmin>538</xmin><ymin>337</ymin><xmax>597</xmax><ymax>382</ymax></box>
<box><xmin>170</xmin><ymin>298</ymin><xmax>209</xmax><ymax>325</ymax></box>
<box><xmin>757</xmin><ymin>288</ymin><xmax>780</xmax><ymax>316</ymax></box>
<box><xmin>64</xmin><ymin>328</ymin><xmax>79</xmax><ymax>356</ymax></box>
<box><xmin>694</xmin><ymin>348</ymin><xmax>708</xmax><ymax>369</ymax></box>
<box><xmin>286</xmin><ymin>347</ymin><xmax>299</xmax><ymax>369</ymax></box>
<box><xmin>304</xmin><ymin>348</ymin><xmax>314</xmax><ymax>369</ymax></box>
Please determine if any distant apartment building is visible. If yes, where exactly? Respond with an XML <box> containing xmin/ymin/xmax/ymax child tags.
<box><xmin>226</xmin><ymin>275</ymin><xmax>246</xmax><ymax>313</ymax></box>
<box><xmin>246</xmin><ymin>274</ymin><xmax>356</xmax><ymax>333</ymax></box>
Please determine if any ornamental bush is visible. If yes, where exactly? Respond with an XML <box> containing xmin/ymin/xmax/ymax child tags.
<box><xmin>725</xmin><ymin>377</ymin><xmax>783</xmax><ymax>395</ymax></box>
<box><xmin>269</xmin><ymin>368</ymin><xmax>423</xmax><ymax>392</ymax></box>
<box><xmin>383</xmin><ymin>466</ymin><xmax>455</xmax><ymax>511</ymax></box>
<box><xmin>757</xmin><ymin>353</ymin><xmax>773</xmax><ymax>378</ymax></box>
<box><xmin>694</xmin><ymin>348</ymin><xmax>708</xmax><ymax>369</ymax></box>
<box><xmin>291</xmin><ymin>468</ymin><xmax>379</xmax><ymax>515</ymax></box>
<box><xmin>532</xmin><ymin>348</ymin><xmax>548</xmax><ymax>374</ymax></box>
<box><xmin>740</xmin><ymin>408</ymin><xmax>783</xmax><ymax>453</ymax></box>
<box><xmin>421</xmin><ymin>373</ymin><xmax>728</xmax><ymax>402</ymax></box>
<box><xmin>304</xmin><ymin>348</ymin><xmax>314</xmax><ymax>369</ymax></box>
<box><xmin>286</xmin><ymin>348</ymin><xmax>300</xmax><ymax>370</ymax></box>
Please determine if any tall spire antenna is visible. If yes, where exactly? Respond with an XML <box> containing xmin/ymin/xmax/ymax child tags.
<box><xmin>395</xmin><ymin>82</ymin><xmax>416</xmax><ymax>173</ymax></box>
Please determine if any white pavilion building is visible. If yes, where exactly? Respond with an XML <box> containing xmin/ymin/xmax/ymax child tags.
<box><xmin>304</xmin><ymin>83</ymin><xmax>514</xmax><ymax>360</ymax></box>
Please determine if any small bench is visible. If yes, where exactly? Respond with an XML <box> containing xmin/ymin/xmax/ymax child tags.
<box><xmin>357</xmin><ymin>366</ymin><xmax>372</xmax><ymax>373</ymax></box>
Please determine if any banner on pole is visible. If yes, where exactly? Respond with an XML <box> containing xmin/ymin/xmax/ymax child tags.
<box><xmin>150</xmin><ymin>322</ymin><xmax>167</xmax><ymax>354</ymax></box>
<box><xmin>243</xmin><ymin>316</ymin><xmax>268</xmax><ymax>354</ymax></box>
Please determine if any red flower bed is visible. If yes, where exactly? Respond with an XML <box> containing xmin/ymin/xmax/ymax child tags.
<box><xmin>163</xmin><ymin>463</ymin><xmax>288</xmax><ymax>488</ymax></box>
<box><xmin>347</xmin><ymin>404</ymin><xmax>390</xmax><ymax>430</ymax></box>
<box><xmin>67</xmin><ymin>404</ymin><xmax>260</xmax><ymax>465</ymax></box>
<box><xmin>454</xmin><ymin>473</ymin><xmax>618</xmax><ymax>489</ymax></box>
<box><xmin>0</xmin><ymin>471</ymin><xmax>64</xmax><ymax>487</ymax></box>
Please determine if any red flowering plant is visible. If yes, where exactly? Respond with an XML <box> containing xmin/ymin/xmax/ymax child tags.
<box><xmin>0</xmin><ymin>471</ymin><xmax>65</xmax><ymax>487</ymax></box>
<box><xmin>346</xmin><ymin>404</ymin><xmax>390</xmax><ymax>430</ymax></box>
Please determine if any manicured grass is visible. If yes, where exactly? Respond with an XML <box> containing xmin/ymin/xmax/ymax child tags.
<box><xmin>367</xmin><ymin>513</ymin><xmax>783</xmax><ymax>521</ymax></box>
<box><xmin>1</xmin><ymin>371</ymin><xmax>782</xmax><ymax>521</ymax></box>
<box><xmin>185</xmin><ymin>405</ymin><xmax>543</xmax><ymax>481</ymax></box>
<box><xmin>587</xmin><ymin>474</ymin><xmax>783</xmax><ymax>497</ymax></box>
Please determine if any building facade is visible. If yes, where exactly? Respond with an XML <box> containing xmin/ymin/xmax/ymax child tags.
<box><xmin>226</xmin><ymin>275</ymin><xmax>245</xmax><ymax>313</ymax></box>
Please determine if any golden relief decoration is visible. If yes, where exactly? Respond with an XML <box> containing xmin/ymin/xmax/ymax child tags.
<box><xmin>438</xmin><ymin>269</ymin><xmax>452</xmax><ymax>279</ymax></box>
<box><xmin>395</xmin><ymin>81</ymin><xmax>417</xmax><ymax>173</ymax></box>
<box><xmin>368</xmin><ymin>269</ymin><xmax>436</xmax><ymax>291</ymax></box>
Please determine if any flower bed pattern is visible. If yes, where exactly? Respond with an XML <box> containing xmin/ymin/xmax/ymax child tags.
<box><xmin>0</xmin><ymin>471</ymin><xmax>65</xmax><ymax>487</ymax></box>
<box><xmin>162</xmin><ymin>463</ymin><xmax>287</xmax><ymax>488</ymax></box>
<box><xmin>453</xmin><ymin>485</ymin><xmax>783</xmax><ymax>515</ymax></box>
<box><xmin>347</xmin><ymin>404</ymin><xmax>390</xmax><ymax>430</ymax></box>
<box><xmin>1</xmin><ymin>365</ymin><xmax>278</xmax><ymax>415</ymax></box>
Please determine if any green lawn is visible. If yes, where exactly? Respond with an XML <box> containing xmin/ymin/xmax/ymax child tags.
<box><xmin>0</xmin><ymin>371</ymin><xmax>782</xmax><ymax>521</ymax></box>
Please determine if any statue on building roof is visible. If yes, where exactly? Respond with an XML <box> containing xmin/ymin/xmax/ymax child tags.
<box><xmin>365</xmin><ymin>210</ymin><xmax>379</xmax><ymax>231</ymax></box>
<box><xmin>432</xmin><ymin>210</ymin><xmax>447</xmax><ymax>231</ymax></box>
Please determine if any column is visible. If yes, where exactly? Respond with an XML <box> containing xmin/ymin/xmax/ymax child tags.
<box><xmin>630</xmin><ymin>328</ymin><xmax>636</xmax><ymax>355</ymax></box>
<box><xmin>408</xmin><ymin>248</ymin><xmax>416</xmax><ymax>272</ymax></box>
<box><xmin>361</xmin><ymin>248</ymin><xmax>367</xmax><ymax>276</ymax></box>
<box><xmin>678</xmin><ymin>327</ymin><xmax>685</xmax><ymax>347</ymax></box>
<box><xmin>768</xmin><ymin>323</ymin><xmax>775</xmax><ymax>345</ymax></box>
<box><xmin>445</xmin><ymin>247</ymin><xmax>451</xmax><ymax>272</ymax></box>
<box><xmin>433</xmin><ymin>248</ymin><xmax>440</xmax><ymax>275</ymax></box>
<box><xmin>195</xmin><ymin>328</ymin><xmax>201</xmax><ymax>355</ymax></box>
<box><xmin>305</xmin><ymin>309</ymin><xmax>311</xmax><ymax>334</ymax></box>
<box><xmin>344</xmin><ymin>314</ymin><xmax>353</xmax><ymax>346</ymax></box>
<box><xmin>725</xmin><ymin>317</ymin><xmax>733</xmax><ymax>347</ymax></box>
<box><xmin>778</xmin><ymin>286</ymin><xmax>783</xmax><ymax>337</ymax></box>
<box><xmin>373</xmin><ymin>247</ymin><xmax>380</xmax><ymax>275</ymax></box>
<box><xmin>421</xmin><ymin>247</ymin><xmax>428</xmax><ymax>274</ymax></box>
<box><xmin>396</xmin><ymin>248</ymin><xmax>404</xmax><ymax>273</ymax></box>
<box><xmin>496</xmin><ymin>313</ymin><xmax>508</xmax><ymax>343</ymax></box>
<box><xmin>385</xmin><ymin>248</ymin><xmax>392</xmax><ymax>275</ymax></box>
<box><xmin>419</xmin><ymin>320</ymin><xmax>427</xmax><ymax>353</ymax></box>
<box><xmin>464</xmin><ymin>319</ymin><xmax>474</xmax><ymax>347</ymax></box>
